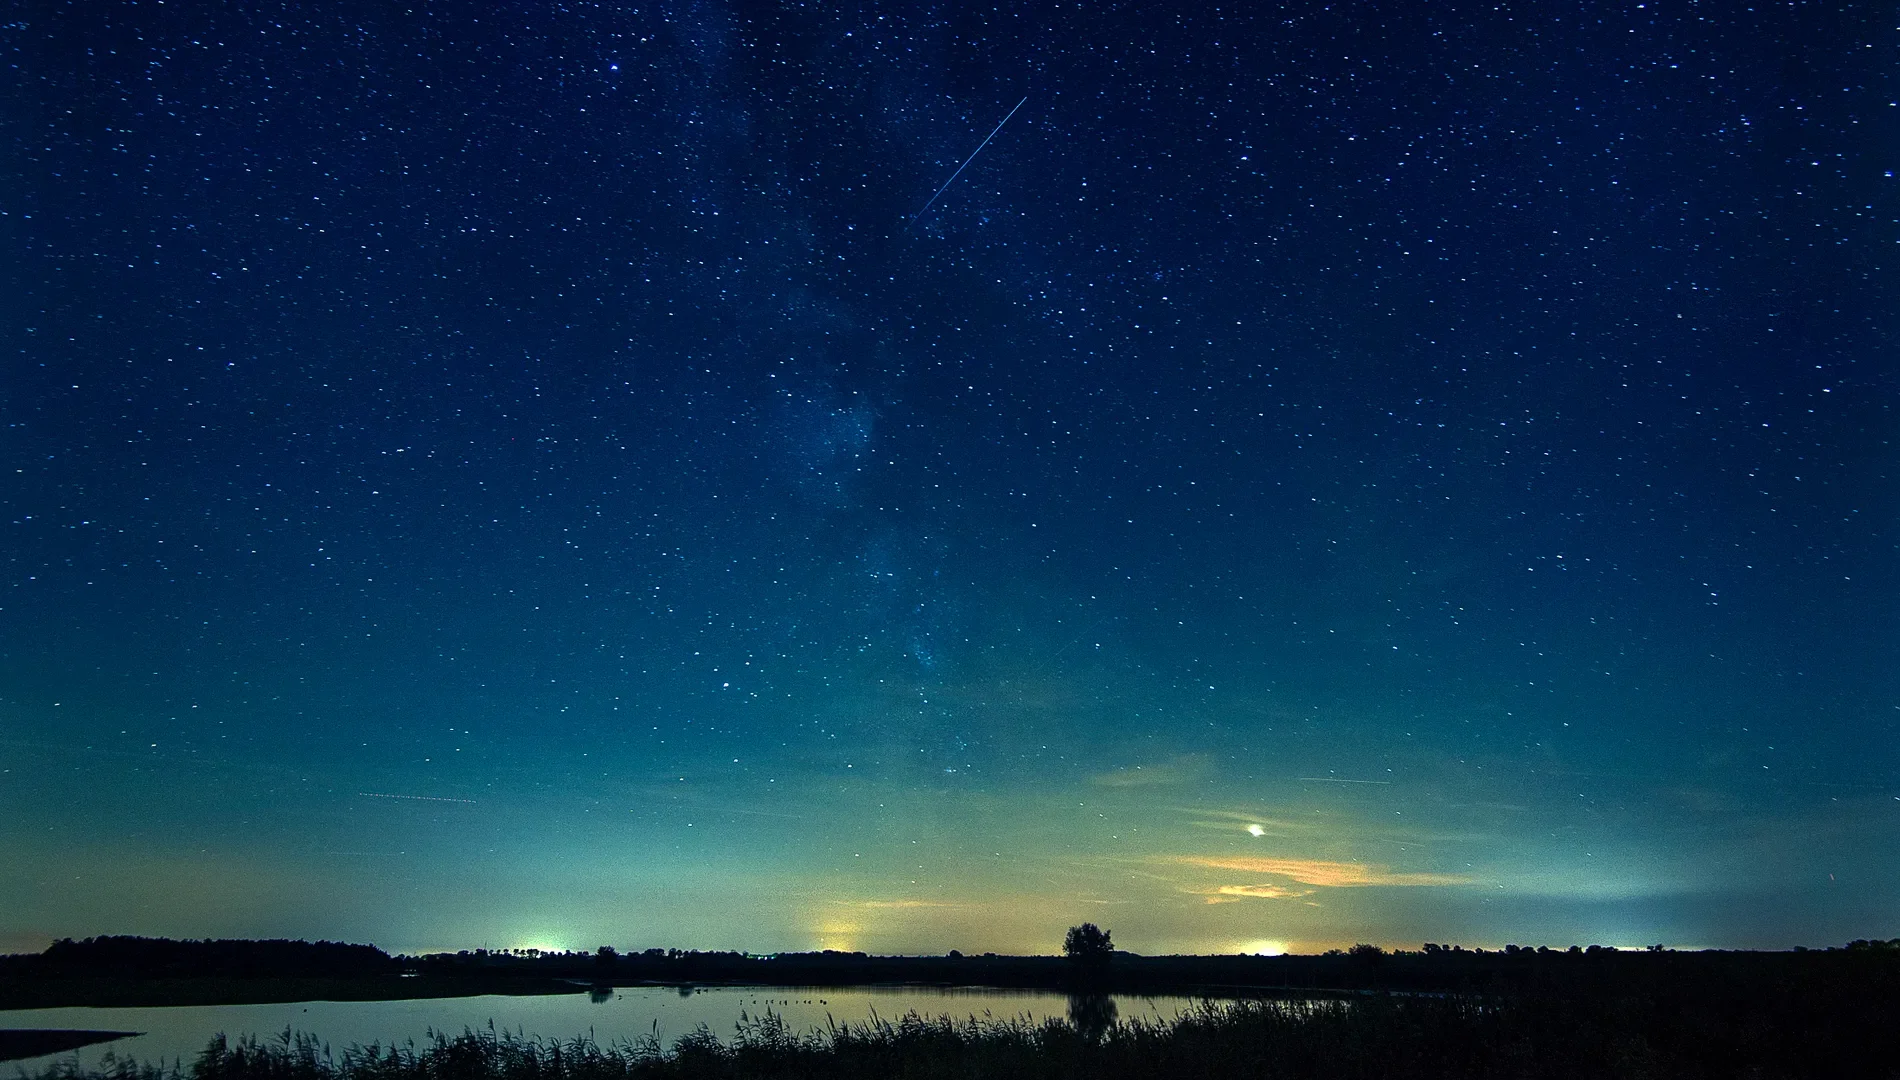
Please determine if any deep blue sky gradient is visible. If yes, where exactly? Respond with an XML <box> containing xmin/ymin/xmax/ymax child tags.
<box><xmin>3</xmin><ymin>0</ymin><xmax>1896</xmax><ymax>955</ymax></box>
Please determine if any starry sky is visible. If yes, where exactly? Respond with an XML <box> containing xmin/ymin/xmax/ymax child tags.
<box><xmin>3</xmin><ymin>1</ymin><xmax>1896</xmax><ymax>957</ymax></box>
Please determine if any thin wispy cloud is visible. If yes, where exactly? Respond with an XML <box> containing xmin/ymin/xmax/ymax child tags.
<box><xmin>1179</xmin><ymin>809</ymin><xmax>1314</xmax><ymax>836</ymax></box>
<box><xmin>847</xmin><ymin>899</ymin><xmax>961</xmax><ymax>910</ymax></box>
<box><xmin>1091</xmin><ymin>755</ymin><xmax>1211</xmax><ymax>787</ymax></box>
<box><xmin>1176</xmin><ymin>855</ymin><xmax>1472</xmax><ymax>888</ymax></box>
<box><xmin>1203</xmin><ymin>883</ymin><xmax>1318</xmax><ymax>902</ymax></box>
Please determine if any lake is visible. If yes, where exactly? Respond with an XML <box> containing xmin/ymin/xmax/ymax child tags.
<box><xmin>4</xmin><ymin>985</ymin><xmax>1207</xmax><ymax>1071</ymax></box>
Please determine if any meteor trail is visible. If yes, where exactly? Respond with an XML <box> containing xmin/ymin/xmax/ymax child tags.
<box><xmin>913</xmin><ymin>95</ymin><xmax>1028</xmax><ymax>221</ymax></box>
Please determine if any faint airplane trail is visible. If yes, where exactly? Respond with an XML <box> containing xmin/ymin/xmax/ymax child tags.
<box><xmin>913</xmin><ymin>95</ymin><xmax>1029</xmax><ymax>221</ymax></box>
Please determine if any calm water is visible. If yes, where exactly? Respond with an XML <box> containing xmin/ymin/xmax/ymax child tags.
<box><xmin>5</xmin><ymin>986</ymin><xmax>1206</xmax><ymax>1071</ymax></box>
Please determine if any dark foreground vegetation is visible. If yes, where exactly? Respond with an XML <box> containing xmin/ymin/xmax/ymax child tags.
<box><xmin>7</xmin><ymin>937</ymin><xmax>1898</xmax><ymax>1076</ymax></box>
<box><xmin>18</xmin><ymin>985</ymin><xmax>1900</xmax><ymax>1080</ymax></box>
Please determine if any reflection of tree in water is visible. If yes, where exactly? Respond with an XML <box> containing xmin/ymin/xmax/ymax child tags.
<box><xmin>588</xmin><ymin>986</ymin><xmax>615</xmax><ymax>1004</ymax></box>
<box><xmin>1067</xmin><ymin>993</ymin><xmax>1118</xmax><ymax>1041</ymax></box>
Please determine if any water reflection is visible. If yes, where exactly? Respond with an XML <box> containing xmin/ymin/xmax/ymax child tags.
<box><xmin>5</xmin><ymin>986</ymin><xmax>1197</xmax><ymax>1071</ymax></box>
<box><xmin>1066</xmin><ymin>993</ymin><xmax>1119</xmax><ymax>1042</ymax></box>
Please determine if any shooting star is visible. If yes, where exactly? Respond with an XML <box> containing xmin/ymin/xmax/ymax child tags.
<box><xmin>913</xmin><ymin>95</ymin><xmax>1028</xmax><ymax>221</ymax></box>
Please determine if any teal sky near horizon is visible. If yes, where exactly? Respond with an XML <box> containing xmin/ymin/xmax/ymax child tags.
<box><xmin>3</xmin><ymin>1</ymin><xmax>1897</xmax><ymax>958</ymax></box>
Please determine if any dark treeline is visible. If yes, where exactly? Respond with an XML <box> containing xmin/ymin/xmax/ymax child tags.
<box><xmin>5</xmin><ymin>935</ymin><xmax>1900</xmax><ymax>998</ymax></box>
<box><xmin>419</xmin><ymin>938</ymin><xmax>1900</xmax><ymax>1000</ymax></box>
<box><xmin>0</xmin><ymin>937</ymin><xmax>554</xmax><ymax>1011</ymax></box>
<box><xmin>0</xmin><ymin>937</ymin><xmax>398</xmax><ymax>980</ymax></box>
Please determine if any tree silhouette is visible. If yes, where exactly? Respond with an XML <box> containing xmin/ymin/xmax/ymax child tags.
<box><xmin>1064</xmin><ymin>923</ymin><xmax>1113</xmax><ymax>962</ymax></box>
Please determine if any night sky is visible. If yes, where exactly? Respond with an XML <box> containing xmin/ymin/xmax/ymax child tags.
<box><xmin>4</xmin><ymin>1</ymin><xmax>1896</xmax><ymax>957</ymax></box>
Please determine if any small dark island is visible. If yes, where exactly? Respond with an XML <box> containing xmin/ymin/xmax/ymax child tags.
<box><xmin>0</xmin><ymin>1031</ymin><xmax>141</xmax><ymax>1065</ymax></box>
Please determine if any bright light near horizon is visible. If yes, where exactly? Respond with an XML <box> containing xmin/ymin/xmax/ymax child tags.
<box><xmin>813</xmin><ymin>919</ymin><xmax>861</xmax><ymax>953</ymax></box>
<box><xmin>1238</xmin><ymin>939</ymin><xmax>1286</xmax><ymax>956</ymax></box>
<box><xmin>1246</xmin><ymin>824</ymin><xmax>1266</xmax><ymax>837</ymax></box>
<box><xmin>506</xmin><ymin>938</ymin><xmax>571</xmax><ymax>954</ymax></box>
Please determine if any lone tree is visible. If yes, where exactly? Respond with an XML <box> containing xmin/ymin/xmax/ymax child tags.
<box><xmin>1064</xmin><ymin>923</ymin><xmax>1113</xmax><ymax>963</ymax></box>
